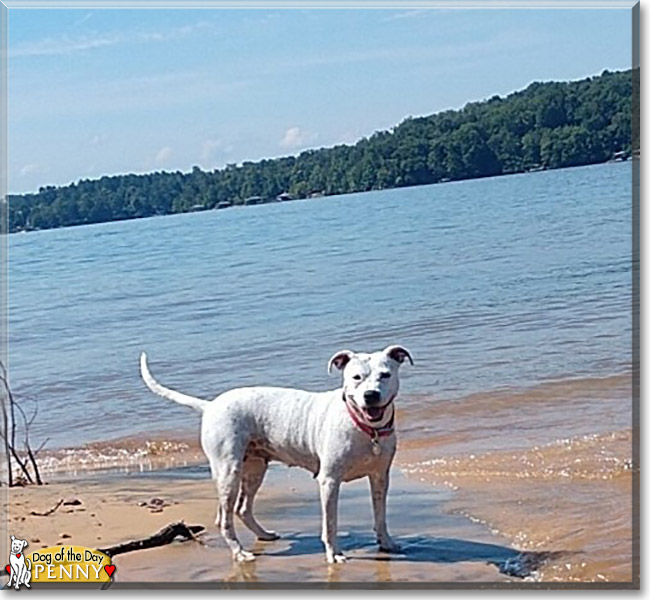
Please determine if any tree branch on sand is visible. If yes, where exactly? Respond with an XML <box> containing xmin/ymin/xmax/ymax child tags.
<box><xmin>98</xmin><ymin>522</ymin><xmax>205</xmax><ymax>558</ymax></box>
<box><xmin>29</xmin><ymin>498</ymin><xmax>64</xmax><ymax>517</ymax></box>
<box><xmin>0</xmin><ymin>362</ymin><xmax>45</xmax><ymax>486</ymax></box>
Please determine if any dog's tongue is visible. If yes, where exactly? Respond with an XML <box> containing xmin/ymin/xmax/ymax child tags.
<box><xmin>365</xmin><ymin>406</ymin><xmax>384</xmax><ymax>421</ymax></box>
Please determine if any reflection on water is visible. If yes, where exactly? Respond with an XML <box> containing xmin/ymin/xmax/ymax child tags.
<box><xmin>223</xmin><ymin>533</ymin><xmax>560</xmax><ymax>584</ymax></box>
<box><xmin>224</xmin><ymin>561</ymin><xmax>258</xmax><ymax>584</ymax></box>
<box><xmin>265</xmin><ymin>531</ymin><xmax>559</xmax><ymax>579</ymax></box>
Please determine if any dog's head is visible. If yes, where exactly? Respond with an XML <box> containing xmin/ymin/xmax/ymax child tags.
<box><xmin>328</xmin><ymin>345</ymin><xmax>413</xmax><ymax>422</ymax></box>
<box><xmin>10</xmin><ymin>536</ymin><xmax>27</xmax><ymax>554</ymax></box>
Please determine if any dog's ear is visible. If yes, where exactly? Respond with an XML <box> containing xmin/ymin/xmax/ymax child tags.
<box><xmin>21</xmin><ymin>540</ymin><xmax>28</xmax><ymax>549</ymax></box>
<box><xmin>328</xmin><ymin>350</ymin><xmax>354</xmax><ymax>374</ymax></box>
<box><xmin>384</xmin><ymin>345</ymin><xmax>414</xmax><ymax>366</ymax></box>
<box><xmin>10</xmin><ymin>535</ymin><xmax>15</xmax><ymax>542</ymax></box>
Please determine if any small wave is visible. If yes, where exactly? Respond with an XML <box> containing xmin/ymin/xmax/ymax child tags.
<box><xmin>402</xmin><ymin>429</ymin><xmax>633</xmax><ymax>483</ymax></box>
<box><xmin>35</xmin><ymin>433</ymin><xmax>205</xmax><ymax>476</ymax></box>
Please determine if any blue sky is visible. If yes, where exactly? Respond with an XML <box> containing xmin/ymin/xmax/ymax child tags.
<box><xmin>8</xmin><ymin>7</ymin><xmax>633</xmax><ymax>194</ymax></box>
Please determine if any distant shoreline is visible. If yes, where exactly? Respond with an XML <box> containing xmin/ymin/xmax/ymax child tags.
<box><xmin>9</xmin><ymin>158</ymin><xmax>632</xmax><ymax>237</ymax></box>
<box><xmin>9</xmin><ymin>68</ymin><xmax>636</xmax><ymax>235</ymax></box>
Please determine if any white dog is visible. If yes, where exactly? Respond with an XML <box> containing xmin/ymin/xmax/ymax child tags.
<box><xmin>140</xmin><ymin>345</ymin><xmax>413</xmax><ymax>564</ymax></box>
<box><xmin>8</xmin><ymin>535</ymin><xmax>31</xmax><ymax>589</ymax></box>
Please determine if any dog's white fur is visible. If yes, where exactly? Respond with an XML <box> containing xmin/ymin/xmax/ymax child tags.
<box><xmin>9</xmin><ymin>535</ymin><xmax>31</xmax><ymax>589</ymax></box>
<box><xmin>140</xmin><ymin>345</ymin><xmax>413</xmax><ymax>564</ymax></box>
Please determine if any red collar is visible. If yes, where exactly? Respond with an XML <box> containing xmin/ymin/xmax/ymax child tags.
<box><xmin>343</xmin><ymin>393</ymin><xmax>395</xmax><ymax>439</ymax></box>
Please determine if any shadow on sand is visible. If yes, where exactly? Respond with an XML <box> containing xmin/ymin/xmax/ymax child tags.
<box><xmin>265</xmin><ymin>531</ymin><xmax>563</xmax><ymax>579</ymax></box>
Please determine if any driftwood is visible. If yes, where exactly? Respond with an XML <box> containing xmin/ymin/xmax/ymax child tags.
<box><xmin>29</xmin><ymin>498</ymin><xmax>64</xmax><ymax>517</ymax></box>
<box><xmin>98</xmin><ymin>521</ymin><xmax>205</xmax><ymax>558</ymax></box>
<box><xmin>0</xmin><ymin>361</ymin><xmax>45</xmax><ymax>486</ymax></box>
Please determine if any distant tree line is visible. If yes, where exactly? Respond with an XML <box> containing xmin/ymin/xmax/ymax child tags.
<box><xmin>8</xmin><ymin>68</ymin><xmax>636</xmax><ymax>233</ymax></box>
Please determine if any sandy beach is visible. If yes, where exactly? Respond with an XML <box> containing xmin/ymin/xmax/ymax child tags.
<box><xmin>7</xmin><ymin>466</ymin><xmax>544</xmax><ymax>586</ymax></box>
<box><xmin>4</xmin><ymin>371</ymin><xmax>635</xmax><ymax>587</ymax></box>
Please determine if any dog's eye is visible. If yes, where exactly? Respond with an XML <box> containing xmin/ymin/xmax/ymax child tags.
<box><xmin>380</xmin><ymin>372</ymin><xmax>391</xmax><ymax>379</ymax></box>
<box><xmin>352</xmin><ymin>374</ymin><xmax>362</xmax><ymax>381</ymax></box>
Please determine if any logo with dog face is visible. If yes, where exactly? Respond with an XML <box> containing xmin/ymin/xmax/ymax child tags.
<box><xmin>5</xmin><ymin>538</ymin><xmax>114</xmax><ymax>588</ymax></box>
<box><xmin>7</xmin><ymin>535</ymin><xmax>31</xmax><ymax>590</ymax></box>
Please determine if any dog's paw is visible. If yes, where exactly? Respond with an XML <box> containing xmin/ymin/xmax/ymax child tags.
<box><xmin>378</xmin><ymin>540</ymin><xmax>402</xmax><ymax>554</ymax></box>
<box><xmin>327</xmin><ymin>553</ymin><xmax>348</xmax><ymax>564</ymax></box>
<box><xmin>234</xmin><ymin>550</ymin><xmax>256</xmax><ymax>563</ymax></box>
<box><xmin>257</xmin><ymin>531</ymin><xmax>280</xmax><ymax>542</ymax></box>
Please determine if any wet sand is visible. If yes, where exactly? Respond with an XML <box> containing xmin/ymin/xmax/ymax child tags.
<box><xmin>9</xmin><ymin>372</ymin><xmax>636</xmax><ymax>586</ymax></box>
<box><xmin>397</xmin><ymin>374</ymin><xmax>636</xmax><ymax>583</ymax></box>
<box><xmin>401</xmin><ymin>431</ymin><xmax>634</xmax><ymax>582</ymax></box>
<box><xmin>7</xmin><ymin>467</ymin><xmax>541</xmax><ymax>585</ymax></box>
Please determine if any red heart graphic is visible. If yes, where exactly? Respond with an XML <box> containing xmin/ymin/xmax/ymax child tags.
<box><xmin>16</xmin><ymin>554</ymin><xmax>20</xmax><ymax>559</ymax></box>
<box><xmin>5</xmin><ymin>565</ymin><xmax>10</xmax><ymax>574</ymax></box>
<box><xmin>104</xmin><ymin>565</ymin><xmax>115</xmax><ymax>577</ymax></box>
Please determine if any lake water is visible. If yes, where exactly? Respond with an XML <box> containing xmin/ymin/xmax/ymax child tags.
<box><xmin>9</xmin><ymin>161</ymin><xmax>635</xmax><ymax>583</ymax></box>
<box><xmin>9</xmin><ymin>161</ymin><xmax>632</xmax><ymax>450</ymax></box>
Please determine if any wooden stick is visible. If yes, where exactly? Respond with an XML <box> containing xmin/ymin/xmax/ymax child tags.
<box><xmin>98</xmin><ymin>521</ymin><xmax>205</xmax><ymax>558</ymax></box>
<box><xmin>29</xmin><ymin>498</ymin><xmax>64</xmax><ymax>517</ymax></box>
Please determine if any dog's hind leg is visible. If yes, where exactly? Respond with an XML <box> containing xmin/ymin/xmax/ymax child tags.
<box><xmin>207</xmin><ymin>458</ymin><xmax>223</xmax><ymax>528</ymax></box>
<box><xmin>22</xmin><ymin>561</ymin><xmax>31</xmax><ymax>589</ymax></box>
<box><xmin>235</xmin><ymin>457</ymin><xmax>280</xmax><ymax>541</ymax></box>
<box><xmin>215</xmin><ymin>460</ymin><xmax>255</xmax><ymax>562</ymax></box>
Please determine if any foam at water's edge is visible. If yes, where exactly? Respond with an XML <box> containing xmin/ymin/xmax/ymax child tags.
<box><xmin>398</xmin><ymin>428</ymin><xmax>634</xmax><ymax>583</ymax></box>
<box><xmin>32</xmin><ymin>433</ymin><xmax>205</xmax><ymax>477</ymax></box>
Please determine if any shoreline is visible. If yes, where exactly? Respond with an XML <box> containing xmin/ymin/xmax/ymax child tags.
<box><xmin>32</xmin><ymin>370</ymin><xmax>632</xmax><ymax>465</ymax></box>
<box><xmin>6</xmin><ymin>465</ymin><xmax>550</xmax><ymax>585</ymax></box>
<box><xmin>9</xmin><ymin>160</ymin><xmax>631</xmax><ymax>236</ymax></box>
<box><xmin>7</xmin><ymin>370</ymin><xmax>635</xmax><ymax>584</ymax></box>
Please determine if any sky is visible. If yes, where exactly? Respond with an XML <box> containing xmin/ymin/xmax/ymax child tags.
<box><xmin>8</xmin><ymin>6</ymin><xmax>634</xmax><ymax>194</ymax></box>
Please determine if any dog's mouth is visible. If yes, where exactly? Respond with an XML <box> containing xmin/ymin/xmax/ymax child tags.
<box><xmin>362</xmin><ymin>405</ymin><xmax>387</xmax><ymax>422</ymax></box>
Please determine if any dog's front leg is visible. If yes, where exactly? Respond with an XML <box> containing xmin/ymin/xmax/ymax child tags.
<box><xmin>17</xmin><ymin>566</ymin><xmax>25</xmax><ymax>588</ymax></box>
<box><xmin>369</xmin><ymin>471</ymin><xmax>400</xmax><ymax>553</ymax></box>
<box><xmin>317</xmin><ymin>474</ymin><xmax>346</xmax><ymax>564</ymax></box>
<box><xmin>14</xmin><ymin>566</ymin><xmax>23</xmax><ymax>589</ymax></box>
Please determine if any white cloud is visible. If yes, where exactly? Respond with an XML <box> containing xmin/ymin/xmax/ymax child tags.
<box><xmin>279</xmin><ymin>126</ymin><xmax>318</xmax><ymax>150</ymax></box>
<box><xmin>12</xmin><ymin>33</ymin><xmax>120</xmax><ymax>58</ymax></box>
<box><xmin>19</xmin><ymin>163</ymin><xmax>41</xmax><ymax>177</ymax></box>
<box><xmin>10</xmin><ymin>21</ymin><xmax>216</xmax><ymax>59</ymax></box>
<box><xmin>200</xmin><ymin>139</ymin><xmax>222</xmax><ymax>162</ymax></box>
<box><xmin>75</xmin><ymin>12</ymin><xmax>94</xmax><ymax>27</ymax></box>
<box><xmin>12</xmin><ymin>70</ymin><xmax>250</xmax><ymax>121</ymax></box>
<box><xmin>338</xmin><ymin>129</ymin><xmax>364</xmax><ymax>145</ymax></box>
<box><xmin>155</xmin><ymin>146</ymin><xmax>173</xmax><ymax>166</ymax></box>
<box><xmin>199</xmin><ymin>138</ymin><xmax>235</xmax><ymax>169</ymax></box>
<box><xmin>89</xmin><ymin>133</ymin><xmax>109</xmax><ymax>147</ymax></box>
<box><xmin>383</xmin><ymin>9</ymin><xmax>431</xmax><ymax>21</ymax></box>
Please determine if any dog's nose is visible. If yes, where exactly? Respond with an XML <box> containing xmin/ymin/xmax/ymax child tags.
<box><xmin>363</xmin><ymin>390</ymin><xmax>381</xmax><ymax>404</ymax></box>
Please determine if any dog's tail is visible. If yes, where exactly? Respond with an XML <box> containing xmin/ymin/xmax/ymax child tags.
<box><xmin>140</xmin><ymin>352</ymin><xmax>209</xmax><ymax>413</ymax></box>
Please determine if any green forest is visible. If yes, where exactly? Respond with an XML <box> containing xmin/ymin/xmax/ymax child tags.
<box><xmin>8</xmin><ymin>68</ymin><xmax>637</xmax><ymax>233</ymax></box>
